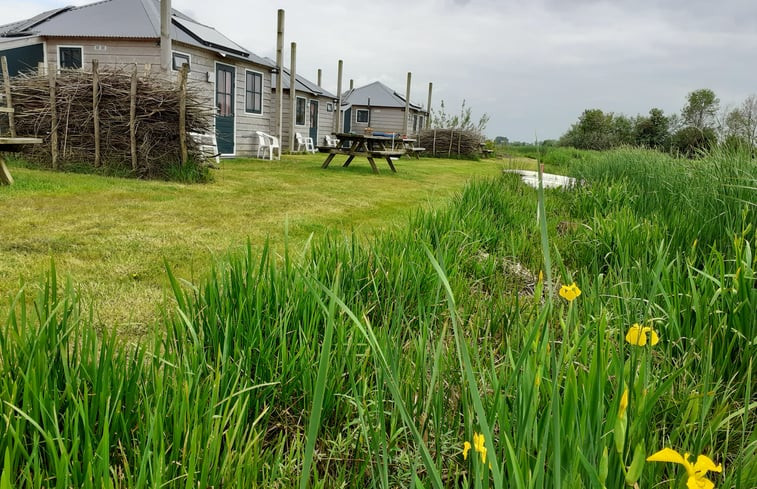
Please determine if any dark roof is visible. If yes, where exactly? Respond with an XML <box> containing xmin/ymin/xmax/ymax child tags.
<box><xmin>0</xmin><ymin>0</ymin><xmax>274</xmax><ymax>68</ymax></box>
<box><xmin>341</xmin><ymin>81</ymin><xmax>423</xmax><ymax>111</ymax></box>
<box><xmin>269</xmin><ymin>65</ymin><xmax>336</xmax><ymax>99</ymax></box>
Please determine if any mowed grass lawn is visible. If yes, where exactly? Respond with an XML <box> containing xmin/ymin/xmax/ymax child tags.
<box><xmin>0</xmin><ymin>153</ymin><xmax>509</xmax><ymax>338</ymax></box>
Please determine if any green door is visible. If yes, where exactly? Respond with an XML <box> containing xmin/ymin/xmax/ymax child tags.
<box><xmin>343</xmin><ymin>107</ymin><xmax>351</xmax><ymax>133</ymax></box>
<box><xmin>215</xmin><ymin>64</ymin><xmax>235</xmax><ymax>155</ymax></box>
<box><xmin>309</xmin><ymin>100</ymin><xmax>319</xmax><ymax>142</ymax></box>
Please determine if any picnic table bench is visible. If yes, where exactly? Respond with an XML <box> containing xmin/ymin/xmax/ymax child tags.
<box><xmin>0</xmin><ymin>137</ymin><xmax>42</xmax><ymax>185</ymax></box>
<box><xmin>396</xmin><ymin>137</ymin><xmax>425</xmax><ymax>159</ymax></box>
<box><xmin>480</xmin><ymin>143</ymin><xmax>494</xmax><ymax>158</ymax></box>
<box><xmin>320</xmin><ymin>133</ymin><xmax>405</xmax><ymax>173</ymax></box>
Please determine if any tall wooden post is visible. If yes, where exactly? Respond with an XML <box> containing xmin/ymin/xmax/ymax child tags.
<box><xmin>317</xmin><ymin>68</ymin><xmax>322</xmax><ymax>87</ymax></box>
<box><xmin>48</xmin><ymin>65</ymin><xmax>58</xmax><ymax>169</ymax></box>
<box><xmin>178</xmin><ymin>64</ymin><xmax>188</xmax><ymax>165</ymax></box>
<box><xmin>403</xmin><ymin>72</ymin><xmax>411</xmax><ymax>135</ymax></box>
<box><xmin>426</xmin><ymin>82</ymin><xmax>433</xmax><ymax>129</ymax></box>
<box><xmin>1</xmin><ymin>57</ymin><xmax>16</xmax><ymax>137</ymax></box>
<box><xmin>160</xmin><ymin>0</ymin><xmax>172</xmax><ymax>73</ymax></box>
<box><xmin>275</xmin><ymin>9</ymin><xmax>285</xmax><ymax>146</ymax></box>
<box><xmin>289</xmin><ymin>41</ymin><xmax>297</xmax><ymax>153</ymax></box>
<box><xmin>335</xmin><ymin>60</ymin><xmax>343</xmax><ymax>134</ymax></box>
<box><xmin>92</xmin><ymin>59</ymin><xmax>101</xmax><ymax>167</ymax></box>
<box><xmin>129</xmin><ymin>65</ymin><xmax>138</xmax><ymax>171</ymax></box>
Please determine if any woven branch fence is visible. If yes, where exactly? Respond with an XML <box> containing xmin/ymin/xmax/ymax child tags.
<box><xmin>418</xmin><ymin>128</ymin><xmax>485</xmax><ymax>158</ymax></box>
<box><xmin>8</xmin><ymin>64</ymin><xmax>212</xmax><ymax>178</ymax></box>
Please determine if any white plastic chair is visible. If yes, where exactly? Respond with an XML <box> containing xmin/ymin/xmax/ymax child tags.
<box><xmin>256</xmin><ymin>131</ymin><xmax>268</xmax><ymax>159</ymax></box>
<box><xmin>324</xmin><ymin>134</ymin><xmax>338</xmax><ymax>147</ymax></box>
<box><xmin>255</xmin><ymin>131</ymin><xmax>280</xmax><ymax>160</ymax></box>
<box><xmin>267</xmin><ymin>134</ymin><xmax>281</xmax><ymax>160</ymax></box>
<box><xmin>295</xmin><ymin>133</ymin><xmax>316</xmax><ymax>153</ymax></box>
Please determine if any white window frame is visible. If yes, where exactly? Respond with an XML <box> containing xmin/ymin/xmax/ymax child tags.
<box><xmin>171</xmin><ymin>50</ymin><xmax>191</xmax><ymax>72</ymax></box>
<box><xmin>295</xmin><ymin>96</ymin><xmax>307</xmax><ymax>126</ymax></box>
<box><xmin>356</xmin><ymin>109</ymin><xmax>369</xmax><ymax>123</ymax></box>
<box><xmin>244</xmin><ymin>69</ymin><xmax>264</xmax><ymax>115</ymax></box>
<box><xmin>57</xmin><ymin>45</ymin><xmax>83</xmax><ymax>70</ymax></box>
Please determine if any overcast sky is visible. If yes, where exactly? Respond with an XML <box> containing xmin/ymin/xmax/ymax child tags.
<box><xmin>2</xmin><ymin>0</ymin><xmax>755</xmax><ymax>141</ymax></box>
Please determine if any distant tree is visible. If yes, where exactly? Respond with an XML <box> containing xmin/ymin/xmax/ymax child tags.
<box><xmin>723</xmin><ymin>94</ymin><xmax>757</xmax><ymax>148</ymax></box>
<box><xmin>612</xmin><ymin>114</ymin><xmax>635</xmax><ymax>146</ymax></box>
<box><xmin>494</xmin><ymin>136</ymin><xmax>509</xmax><ymax>145</ymax></box>
<box><xmin>672</xmin><ymin>126</ymin><xmax>716</xmax><ymax>157</ymax></box>
<box><xmin>559</xmin><ymin>109</ymin><xmax>617</xmax><ymax>150</ymax></box>
<box><xmin>681</xmin><ymin>89</ymin><xmax>720</xmax><ymax>132</ymax></box>
<box><xmin>431</xmin><ymin>99</ymin><xmax>490</xmax><ymax>133</ymax></box>
<box><xmin>634</xmin><ymin>108</ymin><xmax>670</xmax><ymax>150</ymax></box>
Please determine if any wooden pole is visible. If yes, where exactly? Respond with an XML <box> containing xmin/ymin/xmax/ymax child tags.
<box><xmin>275</xmin><ymin>9</ymin><xmax>285</xmax><ymax>146</ymax></box>
<box><xmin>129</xmin><ymin>65</ymin><xmax>138</xmax><ymax>171</ymax></box>
<box><xmin>426</xmin><ymin>82</ymin><xmax>433</xmax><ymax>129</ymax></box>
<box><xmin>1</xmin><ymin>56</ymin><xmax>16</xmax><ymax>138</ymax></box>
<box><xmin>317</xmin><ymin>68</ymin><xmax>322</xmax><ymax>87</ymax></box>
<box><xmin>336</xmin><ymin>59</ymin><xmax>342</xmax><ymax>134</ymax></box>
<box><xmin>92</xmin><ymin>59</ymin><xmax>101</xmax><ymax>167</ymax></box>
<box><xmin>403</xmin><ymin>72</ymin><xmax>411</xmax><ymax>135</ymax></box>
<box><xmin>178</xmin><ymin>64</ymin><xmax>188</xmax><ymax>166</ymax></box>
<box><xmin>160</xmin><ymin>0</ymin><xmax>172</xmax><ymax>73</ymax></box>
<box><xmin>49</xmin><ymin>65</ymin><xmax>58</xmax><ymax>169</ymax></box>
<box><xmin>289</xmin><ymin>41</ymin><xmax>296</xmax><ymax>153</ymax></box>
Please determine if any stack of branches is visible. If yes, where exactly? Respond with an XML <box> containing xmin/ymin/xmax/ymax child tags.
<box><xmin>10</xmin><ymin>66</ymin><xmax>213</xmax><ymax>178</ymax></box>
<box><xmin>418</xmin><ymin>128</ymin><xmax>484</xmax><ymax>159</ymax></box>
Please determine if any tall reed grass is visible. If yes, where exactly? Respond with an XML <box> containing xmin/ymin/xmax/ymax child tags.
<box><xmin>1</xmin><ymin>148</ymin><xmax>755</xmax><ymax>487</ymax></box>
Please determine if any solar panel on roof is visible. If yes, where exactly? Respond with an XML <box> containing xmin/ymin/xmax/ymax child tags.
<box><xmin>173</xmin><ymin>18</ymin><xmax>248</xmax><ymax>58</ymax></box>
<box><xmin>1</xmin><ymin>7</ymin><xmax>71</xmax><ymax>36</ymax></box>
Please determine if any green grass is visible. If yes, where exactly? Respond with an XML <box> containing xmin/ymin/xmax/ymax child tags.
<box><xmin>0</xmin><ymin>153</ymin><xmax>503</xmax><ymax>337</ymax></box>
<box><xmin>0</xmin><ymin>147</ymin><xmax>755</xmax><ymax>488</ymax></box>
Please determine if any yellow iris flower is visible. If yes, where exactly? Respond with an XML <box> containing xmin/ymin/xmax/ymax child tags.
<box><xmin>647</xmin><ymin>448</ymin><xmax>722</xmax><ymax>489</ymax></box>
<box><xmin>625</xmin><ymin>323</ymin><xmax>659</xmax><ymax>346</ymax></box>
<box><xmin>618</xmin><ymin>388</ymin><xmax>629</xmax><ymax>419</ymax></box>
<box><xmin>473</xmin><ymin>432</ymin><xmax>487</xmax><ymax>463</ymax></box>
<box><xmin>462</xmin><ymin>441</ymin><xmax>471</xmax><ymax>460</ymax></box>
<box><xmin>559</xmin><ymin>282</ymin><xmax>581</xmax><ymax>301</ymax></box>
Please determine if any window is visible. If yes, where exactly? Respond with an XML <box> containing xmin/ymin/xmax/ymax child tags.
<box><xmin>245</xmin><ymin>71</ymin><xmax>262</xmax><ymax>114</ymax></box>
<box><xmin>326</xmin><ymin>103</ymin><xmax>333</xmax><ymax>112</ymax></box>
<box><xmin>59</xmin><ymin>46</ymin><xmax>82</xmax><ymax>69</ymax></box>
<box><xmin>172</xmin><ymin>52</ymin><xmax>190</xmax><ymax>71</ymax></box>
<box><xmin>356</xmin><ymin>109</ymin><xmax>369</xmax><ymax>123</ymax></box>
<box><xmin>296</xmin><ymin>97</ymin><xmax>306</xmax><ymax>126</ymax></box>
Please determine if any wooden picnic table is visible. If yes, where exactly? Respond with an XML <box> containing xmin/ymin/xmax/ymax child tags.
<box><xmin>394</xmin><ymin>137</ymin><xmax>425</xmax><ymax>159</ymax></box>
<box><xmin>320</xmin><ymin>133</ymin><xmax>404</xmax><ymax>173</ymax></box>
<box><xmin>0</xmin><ymin>137</ymin><xmax>43</xmax><ymax>185</ymax></box>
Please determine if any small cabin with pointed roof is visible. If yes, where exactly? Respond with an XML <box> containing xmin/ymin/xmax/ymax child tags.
<box><xmin>340</xmin><ymin>81</ymin><xmax>428</xmax><ymax>136</ymax></box>
<box><xmin>0</xmin><ymin>0</ymin><xmax>276</xmax><ymax>157</ymax></box>
<box><xmin>271</xmin><ymin>67</ymin><xmax>336</xmax><ymax>149</ymax></box>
